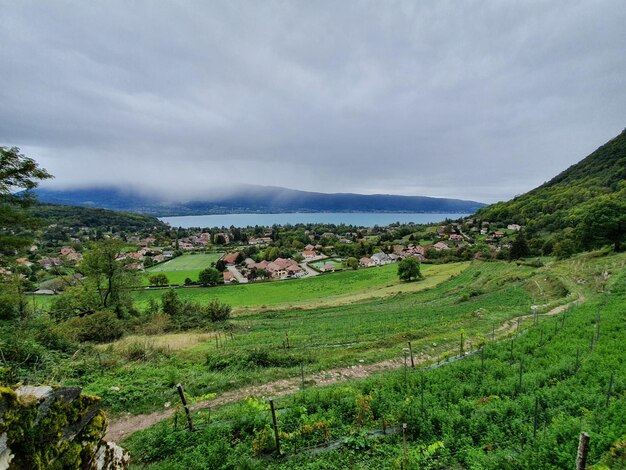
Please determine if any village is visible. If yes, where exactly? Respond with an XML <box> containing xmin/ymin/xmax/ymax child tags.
<box><xmin>5</xmin><ymin>217</ymin><xmax>525</xmax><ymax>293</ymax></box>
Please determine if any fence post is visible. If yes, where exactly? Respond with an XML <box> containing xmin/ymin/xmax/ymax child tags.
<box><xmin>408</xmin><ymin>341</ymin><xmax>415</xmax><ymax>368</ymax></box>
<box><xmin>300</xmin><ymin>362</ymin><xmax>305</xmax><ymax>398</ymax></box>
<box><xmin>269</xmin><ymin>398</ymin><xmax>281</xmax><ymax>455</ymax></box>
<box><xmin>402</xmin><ymin>423</ymin><xmax>408</xmax><ymax>459</ymax></box>
<box><xmin>176</xmin><ymin>383</ymin><xmax>193</xmax><ymax>431</ymax></box>
<box><xmin>576</xmin><ymin>432</ymin><xmax>590</xmax><ymax>470</ymax></box>
<box><xmin>460</xmin><ymin>332</ymin><xmax>464</xmax><ymax>356</ymax></box>
<box><xmin>480</xmin><ymin>347</ymin><xmax>485</xmax><ymax>375</ymax></box>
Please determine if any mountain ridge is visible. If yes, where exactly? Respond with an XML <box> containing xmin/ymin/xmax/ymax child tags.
<box><xmin>32</xmin><ymin>185</ymin><xmax>486</xmax><ymax>217</ymax></box>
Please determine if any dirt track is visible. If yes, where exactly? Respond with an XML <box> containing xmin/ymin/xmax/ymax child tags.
<box><xmin>105</xmin><ymin>294</ymin><xmax>584</xmax><ymax>442</ymax></box>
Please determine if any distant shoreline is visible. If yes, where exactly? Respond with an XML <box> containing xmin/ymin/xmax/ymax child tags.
<box><xmin>159</xmin><ymin>212</ymin><xmax>471</xmax><ymax>229</ymax></box>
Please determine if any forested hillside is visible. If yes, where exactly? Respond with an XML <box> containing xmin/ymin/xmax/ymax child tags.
<box><xmin>475</xmin><ymin>129</ymin><xmax>626</xmax><ymax>253</ymax></box>
<box><xmin>29</xmin><ymin>203</ymin><xmax>167</xmax><ymax>232</ymax></box>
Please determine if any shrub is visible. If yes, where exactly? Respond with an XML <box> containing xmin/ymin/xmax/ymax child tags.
<box><xmin>64</xmin><ymin>311</ymin><xmax>124</xmax><ymax>343</ymax></box>
<box><xmin>203</xmin><ymin>299</ymin><xmax>231</xmax><ymax>322</ymax></box>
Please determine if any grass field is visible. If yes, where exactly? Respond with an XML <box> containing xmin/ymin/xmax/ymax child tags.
<box><xmin>124</xmin><ymin>252</ymin><xmax>626</xmax><ymax>469</ymax></box>
<box><xmin>144</xmin><ymin>253</ymin><xmax>223</xmax><ymax>285</ymax></box>
<box><xmin>134</xmin><ymin>262</ymin><xmax>469</xmax><ymax>311</ymax></box>
<box><xmin>63</xmin><ymin>256</ymin><xmax>594</xmax><ymax>418</ymax></box>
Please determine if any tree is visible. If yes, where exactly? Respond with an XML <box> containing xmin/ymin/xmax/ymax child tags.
<box><xmin>198</xmin><ymin>267</ymin><xmax>220</xmax><ymax>286</ymax></box>
<box><xmin>509</xmin><ymin>231</ymin><xmax>530</xmax><ymax>261</ymax></box>
<box><xmin>576</xmin><ymin>196</ymin><xmax>626</xmax><ymax>252</ymax></box>
<box><xmin>148</xmin><ymin>273</ymin><xmax>169</xmax><ymax>286</ymax></box>
<box><xmin>345</xmin><ymin>257</ymin><xmax>359</xmax><ymax>270</ymax></box>
<box><xmin>0</xmin><ymin>147</ymin><xmax>52</xmax><ymax>254</ymax></box>
<box><xmin>78</xmin><ymin>239</ymin><xmax>140</xmax><ymax>316</ymax></box>
<box><xmin>161</xmin><ymin>288</ymin><xmax>183</xmax><ymax>317</ymax></box>
<box><xmin>397</xmin><ymin>257</ymin><xmax>423</xmax><ymax>282</ymax></box>
<box><xmin>215</xmin><ymin>259</ymin><xmax>226</xmax><ymax>272</ymax></box>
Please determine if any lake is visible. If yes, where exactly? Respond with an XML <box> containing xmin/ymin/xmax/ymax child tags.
<box><xmin>159</xmin><ymin>212</ymin><xmax>470</xmax><ymax>228</ymax></box>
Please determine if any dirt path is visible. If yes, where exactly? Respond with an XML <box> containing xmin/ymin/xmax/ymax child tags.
<box><xmin>105</xmin><ymin>294</ymin><xmax>585</xmax><ymax>442</ymax></box>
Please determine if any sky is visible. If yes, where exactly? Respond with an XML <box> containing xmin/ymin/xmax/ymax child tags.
<box><xmin>1</xmin><ymin>1</ymin><xmax>625</xmax><ymax>203</ymax></box>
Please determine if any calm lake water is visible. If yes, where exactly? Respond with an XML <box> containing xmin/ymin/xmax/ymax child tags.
<box><xmin>159</xmin><ymin>212</ymin><xmax>470</xmax><ymax>228</ymax></box>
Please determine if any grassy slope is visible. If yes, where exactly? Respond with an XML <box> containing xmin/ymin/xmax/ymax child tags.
<box><xmin>124</xmin><ymin>251</ymin><xmax>626</xmax><ymax>469</ymax></box>
<box><xmin>134</xmin><ymin>262</ymin><xmax>468</xmax><ymax>311</ymax></box>
<box><xmin>68</xmin><ymin>260</ymin><xmax>574</xmax><ymax>417</ymax></box>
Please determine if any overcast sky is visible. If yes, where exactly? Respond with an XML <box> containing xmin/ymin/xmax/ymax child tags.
<box><xmin>1</xmin><ymin>1</ymin><xmax>624</xmax><ymax>203</ymax></box>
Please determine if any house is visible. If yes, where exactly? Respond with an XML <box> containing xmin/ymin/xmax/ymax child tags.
<box><xmin>223</xmin><ymin>272</ymin><xmax>235</xmax><ymax>284</ymax></box>
<box><xmin>371</xmin><ymin>252</ymin><xmax>392</xmax><ymax>265</ymax></box>
<box><xmin>222</xmin><ymin>253</ymin><xmax>240</xmax><ymax>266</ymax></box>
<box><xmin>60</xmin><ymin>246</ymin><xmax>75</xmax><ymax>257</ymax></box>
<box><xmin>494</xmin><ymin>231</ymin><xmax>505</xmax><ymax>238</ymax></box>
<box><xmin>359</xmin><ymin>257</ymin><xmax>375</xmax><ymax>267</ymax></box>
<box><xmin>249</xmin><ymin>237</ymin><xmax>272</xmax><ymax>245</ymax></box>
<box><xmin>38</xmin><ymin>258</ymin><xmax>62</xmax><ymax>269</ymax></box>
<box><xmin>16</xmin><ymin>258</ymin><xmax>33</xmax><ymax>267</ymax></box>
<box><xmin>449</xmin><ymin>234</ymin><xmax>464</xmax><ymax>241</ymax></box>
<box><xmin>433</xmin><ymin>242</ymin><xmax>450</xmax><ymax>251</ymax></box>
<box><xmin>302</xmin><ymin>250</ymin><xmax>317</xmax><ymax>259</ymax></box>
<box><xmin>319</xmin><ymin>264</ymin><xmax>335</xmax><ymax>273</ymax></box>
<box><xmin>305</xmin><ymin>244</ymin><xmax>315</xmax><ymax>251</ymax></box>
<box><xmin>480</xmin><ymin>228</ymin><xmax>489</xmax><ymax>235</ymax></box>
<box><xmin>507</xmin><ymin>224</ymin><xmax>522</xmax><ymax>231</ymax></box>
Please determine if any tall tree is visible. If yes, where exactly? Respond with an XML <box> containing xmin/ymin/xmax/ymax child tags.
<box><xmin>509</xmin><ymin>231</ymin><xmax>530</xmax><ymax>260</ymax></box>
<box><xmin>78</xmin><ymin>239</ymin><xmax>140</xmax><ymax>316</ymax></box>
<box><xmin>0</xmin><ymin>147</ymin><xmax>52</xmax><ymax>255</ymax></box>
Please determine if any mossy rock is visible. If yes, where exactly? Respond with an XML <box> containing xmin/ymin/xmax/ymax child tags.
<box><xmin>0</xmin><ymin>385</ymin><xmax>128</xmax><ymax>469</ymax></box>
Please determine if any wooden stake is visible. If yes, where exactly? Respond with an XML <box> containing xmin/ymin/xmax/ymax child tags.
<box><xmin>269</xmin><ymin>398</ymin><xmax>281</xmax><ymax>455</ymax></box>
<box><xmin>176</xmin><ymin>383</ymin><xmax>193</xmax><ymax>431</ymax></box>
<box><xmin>576</xmin><ymin>432</ymin><xmax>590</xmax><ymax>470</ymax></box>
<box><xmin>460</xmin><ymin>332</ymin><xmax>464</xmax><ymax>356</ymax></box>
<box><xmin>402</xmin><ymin>423</ymin><xmax>408</xmax><ymax>459</ymax></box>
<box><xmin>408</xmin><ymin>341</ymin><xmax>415</xmax><ymax>368</ymax></box>
<box><xmin>480</xmin><ymin>347</ymin><xmax>485</xmax><ymax>374</ymax></box>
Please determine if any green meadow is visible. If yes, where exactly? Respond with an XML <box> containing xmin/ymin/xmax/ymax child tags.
<box><xmin>64</xmin><ymin>257</ymin><xmax>590</xmax><ymax>417</ymax></box>
<box><xmin>124</xmin><ymin>251</ymin><xmax>626</xmax><ymax>470</ymax></box>
<box><xmin>145</xmin><ymin>253</ymin><xmax>224</xmax><ymax>285</ymax></box>
<box><xmin>134</xmin><ymin>262</ymin><xmax>468</xmax><ymax>311</ymax></box>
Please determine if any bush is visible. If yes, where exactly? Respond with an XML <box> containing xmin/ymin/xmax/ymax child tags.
<box><xmin>203</xmin><ymin>299</ymin><xmax>231</xmax><ymax>322</ymax></box>
<box><xmin>64</xmin><ymin>311</ymin><xmax>124</xmax><ymax>343</ymax></box>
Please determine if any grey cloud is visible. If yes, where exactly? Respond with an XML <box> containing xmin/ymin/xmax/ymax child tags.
<box><xmin>1</xmin><ymin>0</ymin><xmax>625</xmax><ymax>203</ymax></box>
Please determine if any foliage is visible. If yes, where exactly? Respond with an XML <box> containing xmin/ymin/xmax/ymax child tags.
<box><xmin>198</xmin><ymin>267</ymin><xmax>220</xmax><ymax>286</ymax></box>
<box><xmin>77</xmin><ymin>239</ymin><xmax>140</xmax><ymax>316</ymax></box>
<box><xmin>124</xmin><ymin>258</ymin><xmax>626</xmax><ymax>469</ymax></box>
<box><xmin>148</xmin><ymin>273</ymin><xmax>169</xmax><ymax>287</ymax></box>
<box><xmin>397</xmin><ymin>257</ymin><xmax>423</xmax><ymax>281</ymax></box>
<box><xmin>345</xmin><ymin>257</ymin><xmax>359</xmax><ymax>270</ymax></box>
<box><xmin>29</xmin><ymin>202</ymin><xmax>167</xmax><ymax>231</ymax></box>
<box><xmin>0</xmin><ymin>146</ymin><xmax>52</xmax><ymax>255</ymax></box>
<box><xmin>475</xmin><ymin>129</ymin><xmax>626</xmax><ymax>254</ymax></box>
<box><xmin>203</xmin><ymin>298</ymin><xmax>231</xmax><ymax>322</ymax></box>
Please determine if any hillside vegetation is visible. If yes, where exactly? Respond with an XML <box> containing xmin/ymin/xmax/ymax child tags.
<box><xmin>475</xmin><ymin>129</ymin><xmax>626</xmax><ymax>253</ymax></box>
<box><xmin>123</xmin><ymin>252</ymin><xmax>626</xmax><ymax>469</ymax></box>
<box><xmin>29</xmin><ymin>202</ymin><xmax>168</xmax><ymax>231</ymax></box>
